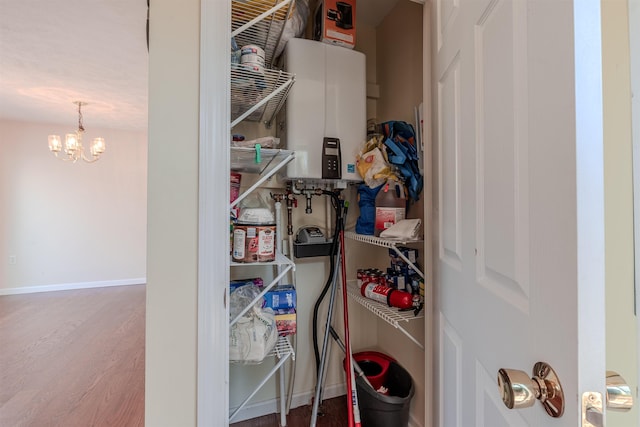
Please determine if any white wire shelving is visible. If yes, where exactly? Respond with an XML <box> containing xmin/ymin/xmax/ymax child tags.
<box><xmin>230</xmin><ymin>146</ymin><xmax>295</xmax><ymax>209</ymax></box>
<box><xmin>231</xmin><ymin>0</ymin><xmax>294</xmax><ymax>66</ymax></box>
<box><xmin>228</xmin><ymin>147</ymin><xmax>295</xmax><ymax>425</ymax></box>
<box><xmin>228</xmin><ymin>2</ymin><xmax>297</xmax><ymax>424</ymax></box>
<box><xmin>345</xmin><ymin>231</ymin><xmax>424</xmax><ymax>279</ymax></box>
<box><xmin>345</xmin><ymin>280</ymin><xmax>424</xmax><ymax>350</ymax></box>
<box><xmin>228</xmin><ymin>335</ymin><xmax>295</xmax><ymax>422</ymax></box>
<box><xmin>230</xmin><ymin>66</ymin><xmax>294</xmax><ymax>128</ymax></box>
<box><xmin>230</xmin><ymin>0</ymin><xmax>296</xmax><ymax>128</ymax></box>
<box><xmin>344</xmin><ymin>231</ymin><xmax>425</xmax><ymax>349</ymax></box>
<box><xmin>229</xmin><ymin>252</ymin><xmax>295</xmax><ymax>327</ymax></box>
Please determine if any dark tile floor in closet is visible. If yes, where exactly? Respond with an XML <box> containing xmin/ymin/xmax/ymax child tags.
<box><xmin>230</xmin><ymin>396</ymin><xmax>349</xmax><ymax>427</ymax></box>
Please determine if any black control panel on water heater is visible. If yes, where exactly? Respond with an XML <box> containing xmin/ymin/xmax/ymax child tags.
<box><xmin>321</xmin><ymin>137</ymin><xmax>341</xmax><ymax>179</ymax></box>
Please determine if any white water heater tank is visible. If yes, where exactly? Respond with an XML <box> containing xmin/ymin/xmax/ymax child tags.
<box><xmin>280</xmin><ymin>38</ymin><xmax>366</xmax><ymax>181</ymax></box>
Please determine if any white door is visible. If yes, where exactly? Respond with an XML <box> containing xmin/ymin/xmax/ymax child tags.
<box><xmin>433</xmin><ymin>0</ymin><xmax>606</xmax><ymax>425</ymax></box>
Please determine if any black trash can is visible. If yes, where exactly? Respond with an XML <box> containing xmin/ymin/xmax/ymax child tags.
<box><xmin>355</xmin><ymin>360</ymin><xmax>415</xmax><ymax>427</ymax></box>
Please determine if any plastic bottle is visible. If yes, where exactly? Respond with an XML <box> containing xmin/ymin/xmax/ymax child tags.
<box><xmin>374</xmin><ymin>179</ymin><xmax>406</xmax><ymax>236</ymax></box>
<box><xmin>360</xmin><ymin>282</ymin><xmax>414</xmax><ymax>310</ymax></box>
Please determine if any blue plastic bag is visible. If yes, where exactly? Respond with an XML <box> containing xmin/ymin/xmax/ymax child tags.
<box><xmin>356</xmin><ymin>183</ymin><xmax>384</xmax><ymax>235</ymax></box>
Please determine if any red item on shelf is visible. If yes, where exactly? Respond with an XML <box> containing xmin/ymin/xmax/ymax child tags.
<box><xmin>360</xmin><ymin>282</ymin><xmax>413</xmax><ymax>310</ymax></box>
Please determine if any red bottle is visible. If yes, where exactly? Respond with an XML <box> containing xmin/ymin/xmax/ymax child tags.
<box><xmin>360</xmin><ymin>283</ymin><xmax>414</xmax><ymax>310</ymax></box>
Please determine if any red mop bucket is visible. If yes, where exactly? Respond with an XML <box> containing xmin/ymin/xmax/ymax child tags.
<box><xmin>351</xmin><ymin>351</ymin><xmax>395</xmax><ymax>392</ymax></box>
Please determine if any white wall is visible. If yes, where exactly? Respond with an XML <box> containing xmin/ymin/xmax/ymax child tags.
<box><xmin>0</xmin><ymin>119</ymin><xmax>147</xmax><ymax>293</ymax></box>
<box><xmin>373</xmin><ymin>2</ymin><xmax>426</xmax><ymax>425</ymax></box>
<box><xmin>145</xmin><ymin>0</ymin><xmax>200</xmax><ymax>425</ymax></box>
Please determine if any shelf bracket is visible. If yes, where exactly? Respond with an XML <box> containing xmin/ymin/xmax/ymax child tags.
<box><xmin>231</xmin><ymin>76</ymin><xmax>295</xmax><ymax>129</ymax></box>
<box><xmin>228</xmin><ymin>346</ymin><xmax>293</xmax><ymax>422</ymax></box>
<box><xmin>230</xmin><ymin>151</ymin><xmax>295</xmax><ymax>209</ymax></box>
<box><xmin>231</xmin><ymin>0</ymin><xmax>293</xmax><ymax>38</ymax></box>
<box><xmin>390</xmin><ymin>246</ymin><xmax>425</xmax><ymax>280</ymax></box>
<box><xmin>229</xmin><ymin>264</ymin><xmax>293</xmax><ymax>327</ymax></box>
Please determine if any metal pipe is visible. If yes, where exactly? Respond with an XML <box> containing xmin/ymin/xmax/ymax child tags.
<box><xmin>310</xmin><ymin>247</ymin><xmax>341</xmax><ymax>427</ymax></box>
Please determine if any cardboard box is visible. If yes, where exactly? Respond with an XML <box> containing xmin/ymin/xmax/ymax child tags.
<box><xmin>313</xmin><ymin>0</ymin><xmax>356</xmax><ymax>49</ymax></box>
<box><xmin>264</xmin><ymin>285</ymin><xmax>296</xmax><ymax>310</ymax></box>
<box><xmin>275</xmin><ymin>309</ymin><xmax>297</xmax><ymax>336</ymax></box>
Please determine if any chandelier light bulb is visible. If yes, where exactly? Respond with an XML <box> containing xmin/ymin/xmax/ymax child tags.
<box><xmin>91</xmin><ymin>137</ymin><xmax>106</xmax><ymax>156</ymax></box>
<box><xmin>48</xmin><ymin>135</ymin><xmax>62</xmax><ymax>153</ymax></box>
<box><xmin>65</xmin><ymin>133</ymin><xmax>79</xmax><ymax>154</ymax></box>
<box><xmin>47</xmin><ymin>101</ymin><xmax>106</xmax><ymax>163</ymax></box>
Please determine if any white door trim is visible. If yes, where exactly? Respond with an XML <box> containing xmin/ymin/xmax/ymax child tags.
<box><xmin>574</xmin><ymin>0</ymin><xmax>607</xmax><ymax>396</ymax></box>
<box><xmin>629</xmin><ymin>0</ymin><xmax>640</xmax><ymax>410</ymax></box>
<box><xmin>198</xmin><ymin>0</ymin><xmax>231</xmax><ymax>425</ymax></box>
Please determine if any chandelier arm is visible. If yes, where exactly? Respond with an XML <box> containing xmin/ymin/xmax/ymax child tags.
<box><xmin>80</xmin><ymin>152</ymin><xmax>101</xmax><ymax>163</ymax></box>
<box><xmin>52</xmin><ymin>151</ymin><xmax>79</xmax><ymax>162</ymax></box>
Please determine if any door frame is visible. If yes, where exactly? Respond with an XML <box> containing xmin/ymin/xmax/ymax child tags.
<box><xmin>629</xmin><ymin>0</ymin><xmax>640</xmax><ymax>415</ymax></box>
<box><xmin>198</xmin><ymin>0</ymin><xmax>231</xmax><ymax>425</ymax></box>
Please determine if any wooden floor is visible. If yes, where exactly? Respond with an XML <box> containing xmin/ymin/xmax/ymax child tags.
<box><xmin>0</xmin><ymin>284</ymin><xmax>347</xmax><ymax>427</ymax></box>
<box><xmin>230</xmin><ymin>396</ymin><xmax>349</xmax><ymax>427</ymax></box>
<box><xmin>0</xmin><ymin>285</ymin><xmax>145</xmax><ymax>427</ymax></box>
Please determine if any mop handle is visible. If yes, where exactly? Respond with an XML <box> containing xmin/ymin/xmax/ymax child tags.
<box><xmin>339</xmin><ymin>201</ymin><xmax>361</xmax><ymax>427</ymax></box>
<box><xmin>328</xmin><ymin>326</ymin><xmax>375</xmax><ymax>390</ymax></box>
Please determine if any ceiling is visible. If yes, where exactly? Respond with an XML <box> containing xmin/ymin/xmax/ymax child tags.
<box><xmin>0</xmin><ymin>0</ymin><xmax>149</xmax><ymax>131</ymax></box>
<box><xmin>0</xmin><ymin>0</ymin><xmax>399</xmax><ymax>132</ymax></box>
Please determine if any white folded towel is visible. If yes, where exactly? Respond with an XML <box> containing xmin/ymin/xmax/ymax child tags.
<box><xmin>379</xmin><ymin>218</ymin><xmax>422</xmax><ymax>240</ymax></box>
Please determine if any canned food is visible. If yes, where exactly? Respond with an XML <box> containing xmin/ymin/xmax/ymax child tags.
<box><xmin>232</xmin><ymin>223</ymin><xmax>276</xmax><ymax>263</ymax></box>
<box><xmin>357</xmin><ymin>269</ymin><xmax>365</xmax><ymax>286</ymax></box>
<box><xmin>240</xmin><ymin>44</ymin><xmax>266</xmax><ymax>71</ymax></box>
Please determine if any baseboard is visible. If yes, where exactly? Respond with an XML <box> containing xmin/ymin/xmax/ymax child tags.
<box><xmin>409</xmin><ymin>412</ymin><xmax>424</xmax><ymax>427</ymax></box>
<box><xmin>0</xmin><ymin>278</ymin><xmax>146</xmax><ymax>296</ymax></box>
<box><xmin>229</xmin><ymin>383</ymin><xmax>346</xmax><ymax>423</ymax></box>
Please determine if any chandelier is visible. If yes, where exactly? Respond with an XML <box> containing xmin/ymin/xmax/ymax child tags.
<box><xmin>48</xmin><ymin>101</ymin><xmax>106</xmax><ymax>163</ymax></box>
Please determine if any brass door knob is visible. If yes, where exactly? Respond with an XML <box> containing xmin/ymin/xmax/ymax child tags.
<box><xmin>497</xmin><ymin>362</ymin><xmax>564</xmax><ymax>418</ymax></box>
<box><xmin>606</xmin><ymin>371</ymin><xmax>634</xmax><ymax>411</ymax></box>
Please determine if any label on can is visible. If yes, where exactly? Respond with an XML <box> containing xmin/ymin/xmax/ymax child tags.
<box><xmin>233</xmin><ymin>223</ymin><xmax>276</xmax><ymax>262</ymax></box>
<box><xmin>241</xmin><ymin>45</ymin><xmax>265</xmax><ymax>58</ymax></box>
<box><xmin>257</xmin><ymin>228</ymin><xmax>275</xmax><ymax>261</ymax></box>
<box><xmin>240</xmin><ymin>45</ymin><xmax>266</xmax><ymax>69</ymax></box>
<box><xmin>241</xmin><ymin>62</ymin><xmax>264</xmax><ymax>74</ymax></box>
<box><xmin>232</xmin><ymin>229</ymin><xmax>246</xmax><ymax>260</ymax></box>
<box><xmin>246</xmin><ymin>227</ymin><xmax>259</xmax><ymax>260</ymax></box>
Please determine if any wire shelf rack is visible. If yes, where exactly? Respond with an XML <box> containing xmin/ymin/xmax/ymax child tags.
<box><xmin>344</xmin><ymin>231</ymin><xmax>423</xmax><ymax>247</ymax></box>
<box><xmin>345</xmin><ymin>280</ymin><xmax>424</xmax><ymax>349</ymax></box>
<box><xmin>345</xmin><ymin>231</ymin><xmax>425</xmax><ymax>280</ymax></box>
<box><xmin>271</xmin><ymin>335</ymin><xmax>295</xmax><ymax>360</ymax></box>
<box><xmin>228</xmin><ymin>335</ymin><xmax>295</xmax><ymax>422</ymax></box>
<box><xmin>231</xmin><ymin>0</ymin><xmax>295</xmax><ymax>66</ymax></box>
<box><xmin>229</xmin><ymin>147</ymin><xmax>294</xmax><ymax>208</ymax></box>
<box><xmin>230</xmin><ymin>65</ymin><xmax>295</xmax><ymax>128</ymax></box>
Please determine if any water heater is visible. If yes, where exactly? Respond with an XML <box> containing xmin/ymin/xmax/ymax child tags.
<box><xmin>280</xmin><ymin>38</ymin><xmax>366</xmax><ymax>181</ymax></box>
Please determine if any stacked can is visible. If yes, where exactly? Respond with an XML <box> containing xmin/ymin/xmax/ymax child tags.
<box><xmin>388</xmin><ymin>247</ymin><xmax>424</xmax><ymax>300</ymax></box>
<box><xmin>240</xmin><ymin>44</ymin><xmax>265</xmax><ymax>73</ymax></box>
<box><xmin>357</xmin><ymin>268</ymin><xmax>385</xmax><ymax>287</ymax></box>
